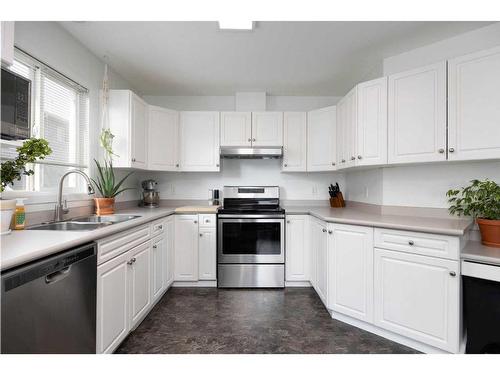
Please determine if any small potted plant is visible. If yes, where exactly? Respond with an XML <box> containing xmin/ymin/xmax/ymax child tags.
<box><xmin>0</xmin><ymin>139</ymin><xmax>52</xmax><ymax>234</ymax></box>
<box><xmin>447</xmin><ymin>179</ymin><xmax>500</xmax><ymax>248</ymax></box>
<box><xmin>91</xmin><ymin>129</ymin><xmax>133</xmax><ymax>215</ymax></box>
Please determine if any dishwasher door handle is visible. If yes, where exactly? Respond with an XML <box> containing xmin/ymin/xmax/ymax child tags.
<box><xmin>45</xmin><ymin>266</ymin><xmax>71</xmax><ymax>284</ymax></box>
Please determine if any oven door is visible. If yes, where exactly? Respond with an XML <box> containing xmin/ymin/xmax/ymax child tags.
<box><xmin>218</xmin><ymin>217</ymin><xmax>284</xmax><ymax>264</ymax></box>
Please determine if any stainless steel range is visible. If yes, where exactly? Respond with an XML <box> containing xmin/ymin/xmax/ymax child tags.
<box><xmin>217</xmin><ymin>186</ymin><xmax>285</xmax><ymax>288</ymax></box>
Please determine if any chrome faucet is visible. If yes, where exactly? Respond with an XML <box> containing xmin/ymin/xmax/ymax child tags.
<box><xmin>55</xmin><ymin>170</ymin><xmax>95</xmax><ymax>222</ymax></box>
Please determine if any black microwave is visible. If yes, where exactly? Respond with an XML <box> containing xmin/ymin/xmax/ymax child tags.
<box><xmin>1</xmin><ymin>68</ymin><xmax>31</xmax><ymax>140</ymax></box>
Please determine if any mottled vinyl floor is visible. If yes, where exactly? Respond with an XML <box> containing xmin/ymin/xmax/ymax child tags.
<box><xmin>116</xmin><ymin>287</ymin><xmax>419</xmax><ymax>354</ymax></box>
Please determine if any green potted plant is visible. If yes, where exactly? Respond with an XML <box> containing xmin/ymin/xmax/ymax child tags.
<box><xmin>91</xmin><ymin>129</ymin><xmax>133</xmax><ymax>215</ymax></box>
<box><xmin>447</xmin><ymin>179</ymin><xmax>500</xmax><ymax>248</ymax></box>
<box><xmin>0</xmin><ymin>139</ymin><xmax>52</xmax><ymax>234</ymax></box>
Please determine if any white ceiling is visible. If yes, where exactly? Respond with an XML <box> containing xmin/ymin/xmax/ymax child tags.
<box><xmin>60</xmin><ymin>21</ymin><xmax>493</xmax><ymax>96</ymax></box>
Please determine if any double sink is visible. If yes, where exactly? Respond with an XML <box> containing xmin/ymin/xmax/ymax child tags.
<box><xmin>28</xmin><ymin>215</ymin><xmax>141</xmax><ymax>231</ymax></box>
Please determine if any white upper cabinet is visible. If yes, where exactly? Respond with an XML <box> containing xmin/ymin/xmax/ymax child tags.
<box><xmin>448</xmin><ymin>46</ymin><xmax>500</xmax><ymax>161</ymax></box>
<box><xmin>220</xmin><ymin>112</ymin><xmax>252</xmax><ymax>147</ymax></box>
<box><xmin>356</xmin><ymin>77</ymin><xmax>388</xmax><ymax>166</ymax></box>
<box><xmin>388</xmin><ymin>62</ymin><xmax>447</xmax><ymax>164</ymax></box>
<box><xmin>1</xmin><ymin>22</ymin><xmax>15</xmax><ymax>66</ymax></box>
<box><xmin>336</xmin><ymin>87</ymin><xmax>356</xmax><ymax>170</ymax></box>
<box><xmin>251</xmin><ymin>112</ymin><xmax>283</xmax><ymax>146</ymax></box>
<box><xmin>148</xmin><ymin>106</ymin><xmax>179</xmax><ymax>171</ymax></box>
<box><xmin>327</xmin><ymin>224</ymin><xmax>374</xmax><ymax>323</ymax></box>
<box><xmin>179</xmin><ymin>111</ymin><xmax>220</xmax><ymax>171</ymax></box>
<box><xmin>283</xmin><ymin>112</ymin><xmax>307</xmax><ymax>172</ymax></box>
<box><xmin>108</xmin><ymin>90</ymin><xmax>148</xmax><ymax>169</ymax></box>
<box><xmin>307</xmin><ymin>106</ymin><xmax>337</xmax><ymax>171</ymax></box>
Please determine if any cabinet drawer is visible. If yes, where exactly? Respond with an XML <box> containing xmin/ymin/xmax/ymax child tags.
<box><xmin>151</xmin><ymin>218</ymin><xmax>166</xmax><ymax>237</ymax></box>
<box><xmin>374</xmin><ymin>228</ymin><xmax>459</xmax><ymax>260</ymax></box>
<box><xmin>97</xmin><ymin>224</ymin><xmax>150</xmax><ymax>265</ymax></box>
<box><xmin>199</xmin><ymin>214</ymin><xmax>216</xmax><ymax>228</ymax></box>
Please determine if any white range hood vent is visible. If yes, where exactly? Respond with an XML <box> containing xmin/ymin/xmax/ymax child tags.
<box><xmin>220</xmin><ymin>146</ymin><xmax>282</xmax><ymax>159</ymax></box>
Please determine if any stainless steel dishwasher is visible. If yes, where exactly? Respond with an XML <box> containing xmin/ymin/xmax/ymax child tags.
<box><xmin>1</xmin><ymin>242</ymin><xmax>97</xmax><ymax>354</ymax></box>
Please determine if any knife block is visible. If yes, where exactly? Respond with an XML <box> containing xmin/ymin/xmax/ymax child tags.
<box><xmin>329</xmin><ymin>192</ymin><xmax>345</xmax><ymax>208</ymax></box>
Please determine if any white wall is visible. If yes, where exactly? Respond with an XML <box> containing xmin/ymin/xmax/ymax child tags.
<box><xmin>345</xmin><ymin>22</ymin><xmax>500</xmax><ymax>209</ymax></box>
<box><xmin>135</xmin><ymin>159</ymin><xmax>345</xmax><ymax>201</ymax></box>
<box><xmin>144</xmin><ymin>95</ymin><xmax>341</xmax><ymax>111</ymax></box>
<box><xmin>12</xmin><ymin>22</ymin><xmax>141</xmax><ymax>205</ymax></box>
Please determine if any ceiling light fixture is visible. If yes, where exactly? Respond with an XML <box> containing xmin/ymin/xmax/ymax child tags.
<box><xmin>218</xmin><ymin>21</ymin><xmax>254</xmax><ymax>30</ymax></box>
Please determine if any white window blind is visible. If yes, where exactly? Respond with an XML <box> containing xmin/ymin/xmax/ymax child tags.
<box><xmin>4</xmin><ymin>49</ymin><xmax>90</xmax><ymax>193</ymax></box>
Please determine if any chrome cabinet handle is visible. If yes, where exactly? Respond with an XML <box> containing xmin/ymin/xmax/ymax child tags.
<box><xmin>408</xmin><ymin>240</ymin><xmax>414</xmax><ymax>246</ymax></box>
<box><xmin>194</xmin><ymin>220</ymin><xmax>198</xmax><ymax>224</ymax></box>
<box><xmin>328</xmin><ymin>230</ymin><xmax>333</xmax><ymax>234</ymax></box>
<box><xmin>286</xmin><ymin>220</ymin><xmax>290</xmax><ymax>224</ymax></box>
<box><xmin>252</xmin><ymin>138</ymin><xmax>256</xmax><ymax>142</ymax></box>
<box><xmin>158</xmin><ymin>225</ymin><xmax>163</xmax><ymax>229</ymax></box>
<box><xmin>357</xmin><ymin>155</ymin><xmax>362</xmax><ymax>159</ymax></box>
<box><xmin>331</xmin><ymin>162</ymin><xmax>336</xmax><ymax>166</ymax></box>
<box><xmin>351</xmin><ymin>156</ymin><xmax>355</xmax><ymax>161</ymax></box>
<box><xmin>449</xmin><ymin>271</ymin><xmax>456</xmax><ymax>277</ymax></box>
<box><xmin>153</xmin><ymin>245</ymin><xmax>157</xmax><ymax>249</ymax></box>
<box><xmin>438</xmin><ymin>148</ymin><xmax>445</xmax><ymax>153</ymax></box>
<box><xmin>205</xmin><ymin>219</ymin><xmax>210</xmax><ymax>223</ymax></box>
<box><xmin>127</xmin><ymin>257</ymin><xmax>136</xmax><ymax>265</ymax></box>
<box><xmin>449</xmin><ymin>148</ymin><xmax>455</xmax><ymax>153</ymax></box>
<box><xmin>199</xmin><ymin>233</ymin><xmax>203</xmax><ymax>237</ymax></box>
<box><xmin>341</xmin><ymin>159</ymin><xmax>346</xmax><ymax>163</ymax></box>
<box><xmin>132</xmin><ymin>158</ymin><xmax>136</xmax><ymax>162</ymax></box>
<box><xmin>176</xmin><ymin>163</ymin><xmax>179</xmax><ymax>167</ymax></box>
<box><xmin>322</xmin><ymin>228</ymin><xmax>327</xmax><ymax>233</ymax></box>
<box><xmin>248</xmin><ymin>138</ymin><xmax>252</xmax><ymax>142</ymax></box>
<box><xmin>284</xmin><ymin>163</ymin><xmax>288</xmax><ymax>167</ymax></box>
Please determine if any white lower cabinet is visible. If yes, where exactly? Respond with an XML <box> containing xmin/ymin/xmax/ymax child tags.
<box><xmin>129</xmin><ymin>241</ymin><xmax>152</xmax><ymax>328</ymax></box>
<box><xmin>327</xmin><ymin>224</ymin><xmax>374</xmax><ymax>323</ymax></box>
<box><xmin>165</xmin><ymin>216</ymin><xmax>175</xmax><ymax>286</ymax></box>
<box><xmin>151</xmin><ymin>233</ymin><xmax>167</xmax><ymax>303</ymax></box>
<box><xmin>285</xmin><ymin>215</ymin><xmax>309</xmax><ymax>281</ymax></box>
<box><xmin>373</xmin><ymin>248</ymin><xmax>460</xmax><ymax>353</ymax></box>
<box><xmin>310</xmin><ymin>218</ymin><xmax>328</xmax><ymax>304</ymax></box>
<box><xmin>198</xmin><ymin>227</ymin><xmax>217</xmax><ymax>280</ymax></box>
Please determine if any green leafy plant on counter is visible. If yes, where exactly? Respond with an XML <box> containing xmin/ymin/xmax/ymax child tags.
<box><xmin>0</xmin><ymin>139</ymin><xmax>52</xmax><ymax>193</ymax></box>
<box><xmin>446</xmin><ymin>179</ymin><xmax>500</xmax><ymax>220</ymax></box>
<box><xmin>91</xmin><ymin>159</ymin><xmax>134</xmax><ymax>198</ymax></box>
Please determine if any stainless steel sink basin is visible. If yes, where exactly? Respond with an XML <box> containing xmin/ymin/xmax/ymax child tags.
<box><xmin>28</xmin><ymin>222</ymin><xmax>112</xmax><ymax>231</ymax></box>
<box><xmin>70</xmin><ymin>214</ymin><xmax>141</xmax><ymax>224</ymax></box>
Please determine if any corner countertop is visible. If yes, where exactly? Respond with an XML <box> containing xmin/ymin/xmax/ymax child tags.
<box><xmin>461</xmin><ymin>241</ymin><xmax>500</xmax><ymax>266</ymax></box>
<box><xmin>283</xmin><ymin>205</ymin><xmax>473</xmax><ymax>236</ymax></box>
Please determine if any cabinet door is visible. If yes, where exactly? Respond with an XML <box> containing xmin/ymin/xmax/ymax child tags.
<box><xmin>96</xmin><ymin>251</ymin><xmax>129</xmax><ymax>354</ymax></box>
<box><xmin>316</xmin><ymin>222</ymin><xmax>328</xmax><ymax>305</ymax></box>
<box><xmin>151</xmin><ymin>234</ymin><xmax>167</xmax><ymax>303</ymax></box>
<box><xmin>220</xmin><ymin>112</ymin><xmax>252</xmax><ymax>147</ymax></box>
<box><xmin>285</xmin><ymin>215</ymin><xmax>309</xmax><ymax>281</ymax></box>
<box><xmin>388</xmin><ymin>62</ymin><xmax>447</xmax><ymax>164</ymax></box>
<box><xmin>374</xmin><ymin>248</ymin><xmax>460</xmax><ymax>352</ymax></box>
<box><xmin>251</xmin><ymin>112</ymin><xmax>283</xmax><ymax>146</ymax></box>
<box><xmin>129</xmin><ymin>241</ymin><xmax>152</xmax><ymax>328</ymax></box>
<box><xmin>328</xmin><ymin>224</ymin><xmax>374</xmax><ymax>323</ymax></box>
<box><xmin>307</xmin><ymin>106</ymin><xmax>336</xmax><ymax>171</ymax></box>
<box><xmin>131</xmin><ymin>94</ymin><xmax>148</xmax><ymax>168</ymax></box>
<box><xmin>283</xmin><ymin>112</ymin><xmax>307</xmax><ymax>172</ymax></box>
<box><xmin>357</xmin><ymin>77</ymin><xmax>388</xmax><ymax>166</ymax></box>
<box><xmin>179</xmin><ymin>112</ymin><xmax>220</xmax><ymax>171</ymax></box>
<box><xmin>336</xmin><ymin>98</ymin><xmax>346</xmax><ymax>168</ymax></box>
<box><xmin>448</xmin><ymin>46</ymin><xmax>500</xmax><ymax>161</ymax></box>
<box><xmin>148</xmin><ymin>106</ymin><xmax>179</xmax><ymax>171</ymax></box>
<box><xmin>174</xmin><ymin>215</ymin><xmax>199</xmax><ymax>281</ymax></box>
<box><xmin>165</xmin><ymin>216</ymin><xmax>175</xmax><ymax>287</ymax></box>
<box><xmin>198</xmin><ymin>227</ymin><xmax>217</xmax><ymax>280</ymax></box>
<box><xmin>344</xmin><ymin>87</ymin><xmax>358</xmax><ymax>168</ymax></box>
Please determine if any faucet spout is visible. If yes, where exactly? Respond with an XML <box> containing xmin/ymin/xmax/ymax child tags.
<box><xmin>55</xmin><ymin>170</ymin><xmax>94</xmax><ymax>222</ymax></box>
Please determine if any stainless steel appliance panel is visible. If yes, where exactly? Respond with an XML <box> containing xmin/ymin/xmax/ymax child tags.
<box><xmin>218</xmin><ymin>264</ymin><xmax>285</xmax><ymax>288</ymax></box>
<box><xmin>1</xmin><ymin>243</ymin><xmax>97</xmax><ymax>354</ymax></box>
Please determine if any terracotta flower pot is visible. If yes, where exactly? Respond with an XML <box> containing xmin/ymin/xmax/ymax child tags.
<box><xmin>477</xmin><ymin>218</ymin><xmax>500</xmax><ymax>248</ymax></box>
<box><xmin>94</xmin><ymin>197</ymin><xmax>115</xmax><ymax>216</ymax></box>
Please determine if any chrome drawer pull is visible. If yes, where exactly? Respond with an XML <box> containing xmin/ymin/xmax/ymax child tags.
<box><xmin>408</xmin><ymin>240</ymin><xmax>414</xmax><ymax>246</ymax></box>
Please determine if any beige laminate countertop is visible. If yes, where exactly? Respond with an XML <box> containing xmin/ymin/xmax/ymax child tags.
<box><xmin>283</xmin><ymin>205</ymin><xmax>473</xmax><ymax>236</ymax></box>
<box><xmin>461</xmin><ymin>241</ymin><xmax>500</xmax><ymax>266</ymax></box>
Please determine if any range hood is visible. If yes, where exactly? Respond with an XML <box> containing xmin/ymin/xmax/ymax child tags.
<box><xmin>220</xmin><ymin>146</ymin><xmax>283</xmax><ymax>159</ymax></box>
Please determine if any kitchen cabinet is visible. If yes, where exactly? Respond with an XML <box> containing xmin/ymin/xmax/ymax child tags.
<box><xmin>356</xmin><ymin>77</ymin><xmax>388</xmax><ymax>166</ymax></box>
<box><xmin>448</xmin><ymin>46</ymin><xmax>500</xmax><ymax>161</ymax></box>
<box><xmin>307</xmin><ymin>106</ymin><xmax>337</xmax><ymax>171</ymax></box>
<box><xmin>198</xmin><ymin>227</ymin><xmax>217</xmax><ymax>280</ymax></box>
<box><xmin>165</xmin><ymin>216</ymin><xmax>175</xmax><ymax>287</ymax></box>
<box><xmin>148</xmin><ymin>106</ymin><xmax>179</xmax><ymax>171</ymax></box>
<box><xmin>1</xmin><ymin>22</ymin><xmax>15</xmax><ymax>66</ymax></box>
<box><xmin>282</xmin><ymin>112</ymin><xmax>307</xmax><ymax>172</ymax></box>
<box><xmin>388</xmin><ymin>62</ymin><xmax>447</xmax><ymax>164</ymax></box>
<box><xmin>310</xmin><ymin>218</ymin><xmax>328</xmax><ymax>304</ymax></box>
<box><xmin>327</xmin><ymin>224</ymin><xmax>374</xmax><ymax>323</ymax></box>
<box><xmin>337</xmin><ymin>88</ymin><xmax>357</xmax><ymax>170</ymax></box>
<box><xmin>179</xmin><ymin>111</ymin><xmax>220</xmax><ymax>171</ymax></box>
<box><xmin>96</xmin><ymin>250</ymin><xmax>130</xmax><ymax>354</ymax></box>
<box><xmin>108</xmin><ymin>90</ymin><xmax>148</xmax><ymax>169</ymax></box>
<box><xmin>220</xmin><ymin>112</ymin><xmax>252</xmax><ymax>147</ymax></box>
<box><xmin>285</xmin><ymin>215</ymin><xmax>309</xmax><ymax>281</ymax></box>
<box><xmin>374</xmin><ymin>248</ymin><xmax>460</xmax><ymax>353</ymax></box>
<box><xmin>251</xmin><ymin>112</ymin><xmax>283</xmax><ymax>146</ymax></box>
<box><xmin>174</xmin><ymin>215</ymin><xmax>199</xmax><ymax>281</ymax></box>
<box><xmin>151</xmin><ymin>232</ymin><xmax>167</xmax><ymax>303</ymax></box>
<box><xmin>128</xmin><ymin>241</ymin><xmax>152</xmax><ymax>328</ymax></box>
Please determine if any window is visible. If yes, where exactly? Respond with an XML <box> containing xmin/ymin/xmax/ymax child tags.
<box><xmin>3</xmin><ymin>49</ymin><xmax>90</xmax><ymax>193</ymax></box>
